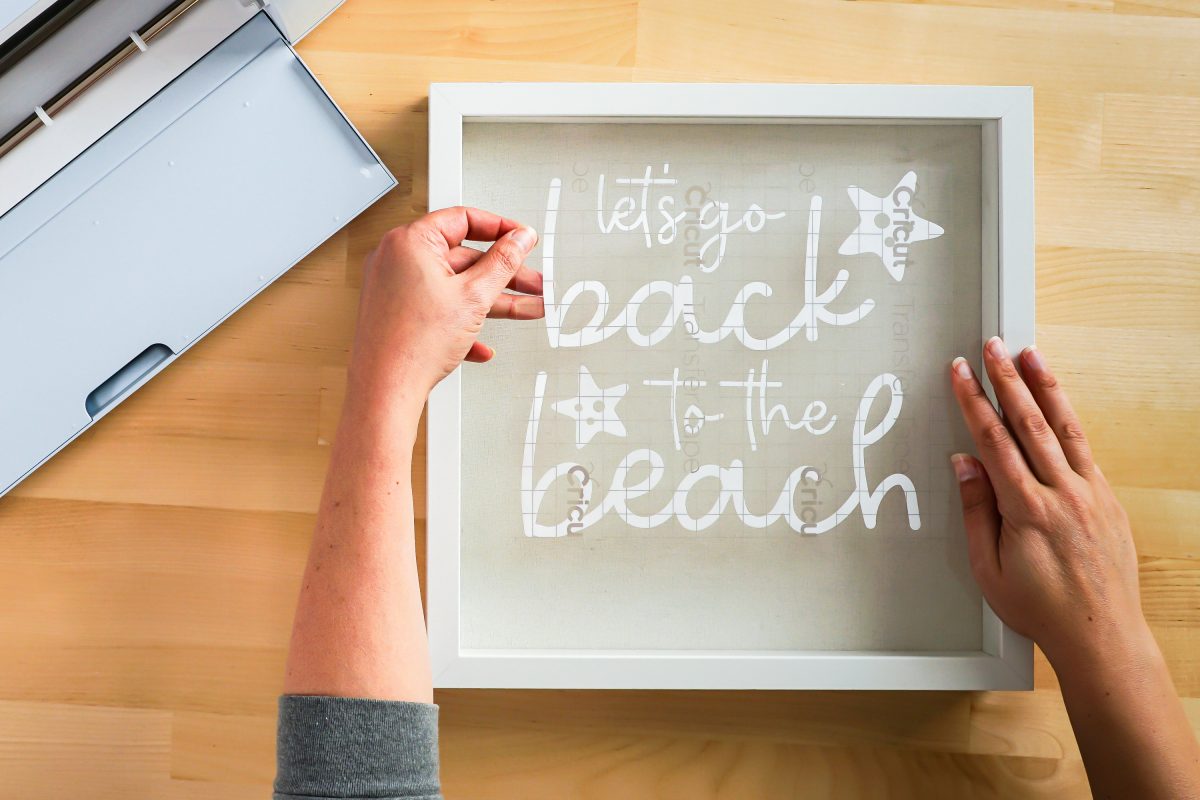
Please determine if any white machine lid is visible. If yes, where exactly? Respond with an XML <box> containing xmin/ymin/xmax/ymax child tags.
<box><xmin>0</xmin><ymin>13</ymin><xmax>394</xmax><ymax>495</ymax></box>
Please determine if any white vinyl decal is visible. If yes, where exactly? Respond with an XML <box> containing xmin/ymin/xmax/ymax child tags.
<box><xmin>544</xmin><ymin>180</ymin><xmax>875</xmax><ymax>349</ymax></box>
<box><xmin>521</xmin><ymin>370</ymin><xmax>919</xmax><ymax>537</ymax></box>
<box><xmin>518</xmin><ymin>167</ymin><xmax>946</xmax><ymax>539</ymax></box>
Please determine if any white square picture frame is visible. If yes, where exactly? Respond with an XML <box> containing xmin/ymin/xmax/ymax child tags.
<box><xmin>427</xmin><ymin>83</ymin><xmax>1034</xmax><ymax>690</ymax></box>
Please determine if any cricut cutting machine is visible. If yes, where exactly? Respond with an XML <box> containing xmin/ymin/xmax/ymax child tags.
<box><xmin>0</xmin><ymin>0</ymin><xmax>395</xmax><ymax>496</ymax></box>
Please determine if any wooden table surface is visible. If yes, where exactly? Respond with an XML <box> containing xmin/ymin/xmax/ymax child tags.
<box><xmin>2</xmin><ymin>0</ymin><xmax>1199</xmax><ymax>797</ymax></box>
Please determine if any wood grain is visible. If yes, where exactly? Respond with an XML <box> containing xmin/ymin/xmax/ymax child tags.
<box><xmin>1</xmin><ymin>0</ymin><xmax>1198</xmax><ymax>797</ymax></box>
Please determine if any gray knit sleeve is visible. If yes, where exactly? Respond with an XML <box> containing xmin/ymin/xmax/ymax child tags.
<box><xmin>274</xmin><ymin>695</ymin><xmax>442</xmax><ymax>800</ymax></box>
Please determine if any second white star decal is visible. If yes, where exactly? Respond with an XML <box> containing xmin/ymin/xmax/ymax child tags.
<box><xmin>552</xmin><ymin>366</ymin><xmax>629</xmax><ymax>449</ymax></box>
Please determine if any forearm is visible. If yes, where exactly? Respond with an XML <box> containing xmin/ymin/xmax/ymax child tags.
<box><xmin>282</xmin><ymin>375</ymin><xmax>431</xmax><ymax>702</ymax></box>
<box><xmin>1053</xmin><ymin>624</ymin><xmax>1200</xmax><ymax>799</ymax></box>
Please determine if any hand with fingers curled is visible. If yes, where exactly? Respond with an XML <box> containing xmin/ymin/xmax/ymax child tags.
<box><xmin>348</xmin><ymin>206</ymin><xmax>545</xmax><ymax>404</ymax></box>
<box><xmin>949</xmin><ymin>338</ymin><xmax>1200</xmax><ymax>800</ymax></box>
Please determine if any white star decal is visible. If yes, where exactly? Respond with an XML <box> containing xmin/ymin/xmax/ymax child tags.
<box><xmin>838</xmin><ymin>170</ymin><xmax>945</xmax><ymax>281</ymax></box>
<box><xmin>552</xmin><ymin>366</ymin><xmax>628</xmax><ymax>449</ymax></box>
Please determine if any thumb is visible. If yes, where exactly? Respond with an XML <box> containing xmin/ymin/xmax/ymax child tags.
<box><xmin>952</xmin><ymin>453</ymin><xmax>1002</xmax><ymax>586</ymax></box>
<box><xmin>465</xmin><ymin>226</ymin><xmax>538</xmax><ymax>298</ymax></box>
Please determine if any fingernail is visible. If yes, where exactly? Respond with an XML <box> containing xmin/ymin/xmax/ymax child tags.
<box><xmin>987</xmin><ymin>336</ymin><xmax>1008</xmax><ymax>359</ymax></box>
<box><xmin>510</xmin><ymin>227</ymin><xmax>537</xmax><ymax>252</ymax></box>
<box><xmin>1023</xmin><ymin>345</ymin><xmax>1045</xmax><ymax>371</ymax></box>
<box><xmin>951</xmin><ymin>356</ymin><xmax>973</xmax><ymax>380</ymax></box>
<box><xmin>951</xmin><ymin>453</ymin><xmax>979</xmax><ymax>482</ymax></box>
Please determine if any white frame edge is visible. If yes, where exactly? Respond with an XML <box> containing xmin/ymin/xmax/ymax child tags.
<box><xmin>427</xmin><ymin>83</ymin><xmax>1035</xmax><ymax>691</ymax></box>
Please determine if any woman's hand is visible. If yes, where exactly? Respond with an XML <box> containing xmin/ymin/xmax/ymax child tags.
<box><xmin>347</xmin><ymin>206</ymin><xmax>543</xmax><ymax>407</ymax></box>
<box><xmin>950</xmin><ymin>338</ymin><xmax>1200</xmax><ymax>800</ymax></box>
<box><xmin>284</xmin><ymin>207</ymin><xmax>544</xmax><ymax>706</ymax></box>
<box><xmin>949</xmin><ymin>338</ymin><xmax>1146</xmax><ymax>669</ymax></box>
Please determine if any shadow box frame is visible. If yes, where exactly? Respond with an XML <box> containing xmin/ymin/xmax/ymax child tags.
<box><xmin>426</xmin><ymin>82</ymin><xmax>1035</xmax><ymax>691</ymax></box>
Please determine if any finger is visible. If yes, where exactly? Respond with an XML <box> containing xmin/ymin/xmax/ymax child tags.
<box><xmin>1019</xmin><ymin>346</ymin><xmax>1095</xmax><ymax>477</ymax></box>
<box><xmin>464</xmin><ymin>226</ymin><xmax>539</xmax><ymax>298</ymax></box>
<box><xmin>982</xmin><ymin>336</ymin><xmax>1073</xmax><ymax>486</ymax></box>
<box><xmin>952</xmin><ymin>453</ymin><xmax>1002</xmax><ymax>583</ymax></box>
<box><xmin>422</xmin><ymin>206</ymin><xmax>521</xmax><ymax>249</ymax></box>
<box><xmin>447</xmin><ymin>245</ymin><xmax>484</xmax><ymax>272</ymax></box>
<box><xmin>464</xmin><ymin>341</ymin><xmax>494</xmax><ymax>363</ymax></box>
<box><xmin>507</xmin><ymin>264</ymin><xmax>544</xmax><ymax>296</ymax></box>
<box><xmin>950</xmin><ymin>356</ymin><xmax>1038</xmax><ymax>500</ymax></box>
<box><xmin>488</xmin><ymin>293</ymin><xmax>545</xmax><ymax>320</ymax></box>
<box><xmin>448</xmin><ymin>246</ymin><xmax>543</xmax><ymax>295</ymax></box>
